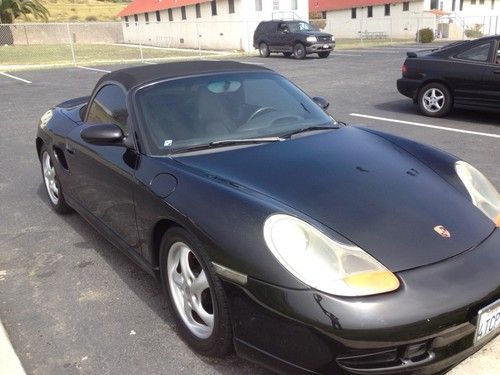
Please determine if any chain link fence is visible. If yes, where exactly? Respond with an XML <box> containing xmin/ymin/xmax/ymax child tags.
<box><xmin>1</xmin><ymin>16</ymin><xmax>498</xmax><ymax>70</ymax></box>
<box><xmin>0</xmin><ymin>21</ymin><xmax>231</xmax><ymax>70</ymax></box>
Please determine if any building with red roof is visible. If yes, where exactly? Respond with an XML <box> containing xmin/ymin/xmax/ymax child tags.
<box><xmin>117</xmin><ymin>1</ymin><xmax>310</xmax><ymax>52</ymax></box>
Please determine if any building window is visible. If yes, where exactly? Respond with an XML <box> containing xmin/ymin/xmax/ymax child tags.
<box><xmin>181</xmin><ymin>6</ymin><xmax>186</xmax><ymax>19</ymax></box>
<box><xmin>403</xmin><ymin>2</ymin><xmax>409</xmax><ymax>11</ymax></box>
<box><xmin>479</xmin><ymin>0</ymin><xmax>484</xmax><ymax>4</ymax></box>
<box><xmin>471</xmin><ymin>0</ymin><xmax>476</xmax><ymax>4</ymax></box>
<box><xmin>211</xmin><ymin>0</ymin><xmax>217</xmax><ymax>16</ymax></box>
<box><xmin>145</xmin><ymin>12</ymin><xmax>149</xmax><ymax>24</ymax></box>
<box><xmin>255</xmin><ymin>0</ymin><xmax>262</xmax><ymax>11</ymax></box>
<box><xmin>125</xmin><ymin>16</ymin><xmax>129</xmax><ymax>27</ymax></box>
<box><xmin>452</xmin><ymin>0</ymin><xmax>456</xmax><ymax>11</ymax></box>
<box><xmin>492</xmin><ymin>0</ymin><xmax>495</xmax><ymax>10</ymax></box>
<box><xmin>168</xmin><ymin>8</ymin><xmax>173</xmax><ymax>21</ymax></box>
<box><xmin>322</xmin><ymin>11</ymin><xmax>327</xmax><ymax>19</ymax></box>
<box><xmin>273</xmin><ymin>0</ymin><xmax>280</xmax><ymax>11</ymax></box>
<box><xmin>228</xmin><ymin>0</ymin><xmax>235</xmax><ymax>13</ymax></box>
<box><xmin>134</xmin><ymin>14</ymin><xmax>138</xmax><ymax>24</ymax></box>
<box><xmin>430</xmin><ymin>0</ymin><xmax>439</xmax><ymax>9</ymax></box>
<box><xmin>460</xmin><ymin>0</ymin><xmax>464</xmax><ymax>10</ymax></box>
<box><xmin>384</xmin><ymin>4</ymin><xmax>391</xmax><ymax>16</ymax></box>
<box><xmin>291</xmin><ymin>0</ymin><xmax>298</xmax><ymax>10</ymax></box>
<box><xmin>351</xmin><ymin>8</ymin><xmax>357</xmax><ymax>19</ymax></box>
<box><xmin>156</xmin><ymin>11</ymin><xmax>161</xmax><ymax>22</ymax></box>
<box><xmin>195</xmin><ymin>4</ymin><xmax>201</xmax><ymax>18</ymax></box>
<box><xmin>367</xmin><ymin>6</ymin><xmax>373</xmax><ymax>17</ymax></box>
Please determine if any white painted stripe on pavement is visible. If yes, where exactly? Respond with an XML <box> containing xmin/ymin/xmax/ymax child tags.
<box><xmin>0</xmin><ymin>72</ymin><xmax>32</xmax><ymax>84</ymax></box>
<box><xmin>76</xmin><ymin>66</ymin><xmax>111</xmax><ymax>73</ymax></box>
<box><xmin>0</xmin><ymin>321</ymin><xmax>26</xmax><ymax>375</ymax></box>
<box><xmin>142</xmin><ymin>61</ymin><xmax>157</xmax><ymax>65</ymax></box>
<box><xmin>350</xmin><ymin>113</ymin><xmax>500</xmax><ymax>139</ymax></box>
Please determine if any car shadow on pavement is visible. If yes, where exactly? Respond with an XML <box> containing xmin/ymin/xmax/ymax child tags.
<box><xmin>374</xmin><ymin>100</ymin><xmax>500</xmax><ymax>126</ymax></box>
<box><xmin>35</xmin><ymin>183</ymin><xmax>271</xmax><ymax>375</ymax></box>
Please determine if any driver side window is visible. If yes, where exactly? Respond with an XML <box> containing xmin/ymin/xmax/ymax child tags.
<box><xmin>87</xmin><ymin>84</ymin><xmax>129</xmax><ymax>134</ymax></box>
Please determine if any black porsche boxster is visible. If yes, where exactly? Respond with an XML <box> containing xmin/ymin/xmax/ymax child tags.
<box><xmin>36</xmin><ymin>61</ymin><xmax>499</xmax><ymax>374</ymax></box>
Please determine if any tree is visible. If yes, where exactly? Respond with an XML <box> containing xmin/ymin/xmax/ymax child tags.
<box><xmin>0</xmin><ymin>0</ymin><xmax>49</xmax><ymax>24</ymax></box>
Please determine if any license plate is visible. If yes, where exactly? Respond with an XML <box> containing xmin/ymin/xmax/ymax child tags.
<box><xmin>323</xmin><ymin>44</ymin><xmax>329</xmax><ymax>49</ymax></box>
<box><xmin>474</xmin><ymin>299</ymin><xmax>500</xmax><ymax>344</ymax></box>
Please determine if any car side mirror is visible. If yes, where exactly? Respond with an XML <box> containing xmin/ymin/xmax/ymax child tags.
<box><xmin>81</xmin><ymin>124</ymin><xmax>124</xmax><ymax>145</ymax></box>
<box><xmin>313</xmin><ymin>96</ymin><xmax>330</xmax><ymax>110</ymax></box>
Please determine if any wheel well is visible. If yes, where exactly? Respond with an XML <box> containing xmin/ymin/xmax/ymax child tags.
<box><xmin>418</xmin><ymin>80</ymin><xmax>452</xmax><ymax>96</ymax></box>
<box><xmin>36</xmin><ymin>137</ymin><xmax>44</xmax><ymax>160</ymax></box>
<box><xmin>151</xmin><ymin>219</ymin><xmax>184</xmax><ymax>267</ymax></box>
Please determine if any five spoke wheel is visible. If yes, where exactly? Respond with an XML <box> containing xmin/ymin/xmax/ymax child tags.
<box><xmin>418</xmin><ymin>83</ymin><xmax>452</xmax><ymax>117</ymax></box>
<box><xmin>422</xmin><ymin>88</ymin><xmax>445</xmax><ymax>113</ymax></box>
<box><xmin>42</xmin><ymin>151</ymin><xmax>59</xmax><ymax>205</ymax></box>
<box><xmin>167</xmin><ymin>242</ymin><xmax>214</xmax><ymax>339</ymax></box>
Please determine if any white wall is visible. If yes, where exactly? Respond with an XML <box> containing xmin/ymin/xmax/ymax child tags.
<box><xmin>121</xmin><ymin>0</ymin><xmax>309</xmax><ymax>52</ymax></box>
<box><xmin>324</xmin><ymin>2</ymin><xmax>436</xmax><ymax>39</ymax></box>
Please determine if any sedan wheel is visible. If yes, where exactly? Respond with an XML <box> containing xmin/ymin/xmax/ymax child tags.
<box><xmin>259</xmin><ymin>42</ymin><xmax>270</xmax><ymax>57</ymax></box>
<box><xmin>418</xmin><ymin>83</ymin><xmax>453</xmax><ymax>117</ymax></box>
<box><xmin>160</xmin><ymin>228</ymin><xmax>232</xmax><ymax>357</ymax></box>
<box><xmin>40</xmin><ymin>146</ymin><xmax>72</xmax><ymax>214</ymax></box>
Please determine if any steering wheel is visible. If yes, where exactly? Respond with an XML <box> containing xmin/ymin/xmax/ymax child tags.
<box><xmin>247</xmin><ymin>107</ymin><xmax>276</xmax><ymax>122</ymax></box>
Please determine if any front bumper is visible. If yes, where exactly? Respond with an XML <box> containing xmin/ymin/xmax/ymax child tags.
<box><xmin>223</xmin><ymin>229</ymin><xmax>500</xmax><ymax>374</ymax></box>
<box><xmin>306</xmin><ymin>42</ymin><xmax>336</xmax><ymax>53</ymax></box>
<box><xmin>397</xmin><ymin>77</ymin><xmax>422</xmax><ymax>101</ymax></box>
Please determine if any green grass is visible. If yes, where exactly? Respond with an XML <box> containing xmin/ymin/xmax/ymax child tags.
<box><xmin>18</xmin><ymin>0</ymin><xmax>129</xmax><ymax>23</ymax></box>
<box><xmin>335</xmin><ymin>38</ymin><xmax>417</xmax><ymax>50</ymax></box>
<box><xmin>0</xmin><ymin>43</ymin><xmax>214</xmax><ymax>68</ymax></box>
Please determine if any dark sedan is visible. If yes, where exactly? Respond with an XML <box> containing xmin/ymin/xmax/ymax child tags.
<box><xmin>37</xmin><ymin>61</ymin><xmax>499</xmax><ymax>374</ymax></box>
<box><xmin>397</xmin><ymin>35</ymin><xmax>500</xmax><ymax>117</ymax></box>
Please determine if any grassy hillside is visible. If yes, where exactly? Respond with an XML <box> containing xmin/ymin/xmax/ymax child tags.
<box><xmin>18</xmin><ymin>0</ymin><xmax>130</xmax><ymax>23</ymax></box>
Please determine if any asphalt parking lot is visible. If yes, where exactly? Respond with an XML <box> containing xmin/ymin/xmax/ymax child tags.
<box><xmin>0</xmin><ymin>46</ymin><xmax>499</xmax><ymax>374</ymax></box>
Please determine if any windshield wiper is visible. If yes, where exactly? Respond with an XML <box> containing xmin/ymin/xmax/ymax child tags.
<box><xmin>282</xmin><ymin>124</ymin><xmax>339</xmax><ymax>138</ymax></box>
<box><xmin>208</xmin><ymin>137</ymin><xmax>285</xmax><ymax>147</ymax></box>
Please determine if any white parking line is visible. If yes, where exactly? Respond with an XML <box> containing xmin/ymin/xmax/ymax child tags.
<box><xmin>350</xmin><ymin>113</ymin><xmax>500</xmax><ymax>139</ymax></box>
<box><xmin>76</xmin><ymin>66</ymin><xmax>111</xmax><ymax>73</ymax></box>
<box><xmin>142</xmin><ymin>61</ymin><xmax>157</xmax><ymax>65</ymax></box>
<box><xmin>0</xmin><ymin>72</ymin><xmax>32</xmax><ymax>84</ymax></box>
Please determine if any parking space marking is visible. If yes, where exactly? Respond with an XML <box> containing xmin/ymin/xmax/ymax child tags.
<box><xmin>0</xmin><ymin>72</ymin><xmax>32</xmax><ymax>84</ymax></box>
<box><xmin>142</xmin><ymin>61</ymin><xmax>157</xmax><ymax>65</ymax></box>
<box><xmin>350</xmin><ymin>113</ymin><xmax>500</xmax><ymax>139</ymax></box>
<box><xmin>76</xmin><ymin>66</ymin><xmax>111</xmax><ymax>73</ymax></box>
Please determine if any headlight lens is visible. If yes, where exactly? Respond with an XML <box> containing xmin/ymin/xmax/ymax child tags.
<box><xmin>263</xmin><ymin>215</ymin><xmax>400</xmax><ymax>296</ymax></box>
<box><xmin>455</xmin><ymin>161</ymin><xmax>500</xmax><ymax>227</ymax></box>
<box><xmin>306</xmin><ymin>36</ymin><xmax>317</xmax><ymax>43</ymax></box>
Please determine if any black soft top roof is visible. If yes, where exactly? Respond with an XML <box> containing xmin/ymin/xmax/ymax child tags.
<box><xmin>96</xmin><ymin>61</ymin><xmax>271</xmax><ymax>91</ymax></box>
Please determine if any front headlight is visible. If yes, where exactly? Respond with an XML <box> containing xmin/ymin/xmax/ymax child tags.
<box><xmin>306</xmin><ymin>36</ymin><xmax>317</xmax><ymax>43</ymax></box>
<box><xmin>455</xmin><ymin>161</ymin><xmax>500</xmax><ymax>227</ymax></box>
<box><xmin>263</xmin><ymin>214</ymin><xmax>400</xmax><ymax>296</ymax></box>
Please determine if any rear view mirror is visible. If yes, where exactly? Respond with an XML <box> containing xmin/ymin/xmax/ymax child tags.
<box><xmin>81</xmin><ymin>124</ymin><xmax>124</xmax><ymax>145</ymax></box>
<box><xmin>313</xmin><ymin>96</ymin><xmax>330</xmax><ymax>110</ymax></box>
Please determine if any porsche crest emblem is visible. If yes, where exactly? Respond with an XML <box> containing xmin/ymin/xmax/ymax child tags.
<box><xmin>434</xmin><ymin>225</ymin><xmax>451</xmax><ymax>238</ymax></box>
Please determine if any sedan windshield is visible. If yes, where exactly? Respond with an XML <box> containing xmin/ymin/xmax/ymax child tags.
<box><xmin>136</xmin><ymin>72</ymin><xmax>336</xmax><ymax>154</ymax></box>
<box><xmin>288</xmin><ymin>21</ymin><xmax>316</xmax><ymax>32</ymax></box>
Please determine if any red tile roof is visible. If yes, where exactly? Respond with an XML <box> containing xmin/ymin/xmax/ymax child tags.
<box><xmin>118</xmin><ymin>0</ymin><xmax>212</xmax><ymax>18</ymax></box>
<box><xmin>309</xmin><ymin>0</ymin><xmax>407</xmax><ymax>12</ymax></box>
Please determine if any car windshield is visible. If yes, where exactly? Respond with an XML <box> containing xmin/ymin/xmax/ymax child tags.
<box><xmin>136</xmin><ymin>72</ymin><xmax>336</xmax><ymax>154</ymax></box>
<box><xmin>288</xmin><ymin>21</ymin><xmax>316</xmax><ymax>32</ymax></box>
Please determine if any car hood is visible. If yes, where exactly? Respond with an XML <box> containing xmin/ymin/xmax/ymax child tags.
<box><xmin>303</xmin><ymin>31</ymin><xmax>332</xmax><ymax>38</ymax></box>
<box><xmin>176</xmin><ymin>127</ymin><xmax>494</xmax><ymax>272</ymax></box>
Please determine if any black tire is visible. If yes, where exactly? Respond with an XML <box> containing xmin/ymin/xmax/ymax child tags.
<box><xmin>318</xmin><ymin>51</ymin><xmax>330</xmax><ymax>59</ymax></box>
<box><xmin>283</xmin><ymin>52</ymin><xmax>292</xmax><ymax>58</ymax></box>
<box><xmin>39</xmin><ymin>144</ymin><xmax>73</xmax><ymax>214</ymax></box>
<box><xmin>258</xmin><ymin>42</ymin><xmax>270</xmax><ymax>57</ymax></box>
<box><xmin>417</xmin><ymin>82</ymin><xmax>453</xmax><ymax>117</ymax></box>
<box><xmin>159</xmin><ymin>227</ymin><xmax>233</xmax><ymax>357</ymax></box>
<box><xmin>293</xmin><ymin>43</ymin><xmax>306</xmax><ymax>59</ymax></box>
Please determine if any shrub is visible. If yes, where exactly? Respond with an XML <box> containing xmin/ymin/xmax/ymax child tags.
<box><xmin>310</xmin><ymin>19</ymin><xmax>326</xmax><ymax>30</ymax></box>
<box><xmin>465</xmin><ymin>24</ymin><xmax>483</xmax><ymax>39</ymax></box>
<box><xmin>85</xmin><ymin>15</ymin><xmax>98</xmax><ymax>22</ymax></box>
<box><xmin>418</xmin><ymin>28</ymin><xmax>434</xmax><ymax>43</ymax></box>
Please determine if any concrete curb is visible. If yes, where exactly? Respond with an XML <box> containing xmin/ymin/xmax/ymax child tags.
<box><xmin>0</xmin><ymin>321</ymin><xmax>26</xmax><ymax>375</ymax></box>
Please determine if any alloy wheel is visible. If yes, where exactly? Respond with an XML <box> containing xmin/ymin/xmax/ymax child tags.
<box><xmin>167</xmin><ymin>242</ymin><xmax>214</xmax><ymax>339</ymax></box>
<box><xmin>422</xmin><ymin>88</ymin><xmax>445</xmax><ymax>113</ymax></box>
<box><xmin>42</xmin><ymin>151</ymin><xmax>59</xmax><ymax>205</ymax></box>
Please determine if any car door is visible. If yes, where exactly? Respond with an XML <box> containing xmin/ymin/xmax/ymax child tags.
<box><xmin>480</xmin><ymin>39</ymin><xmax>500</xmax><ymax>107</ymax></box>
<box><xmin>275</xmin><ymin>22</ymin><xmax>293</xmax><ymax>52</ymax></box>
<box><xmin>446</xmin><ymin>41</ymin><xmax>494</xmax><ymax>106</ymax></box>
<box><xmin>65</xmin><ymin>83</ymin><xmax>140</xmax><ymax>248</ymax></box>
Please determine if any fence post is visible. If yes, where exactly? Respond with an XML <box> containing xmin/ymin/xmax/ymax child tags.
<box><xmin>66</xmin><ymin>23</ymin><xmax>76</xmax><ymax>65</ymax></box>
<box><xmin>139</xmin><ymin>40</ymin><xmax>144</xmax><ymax>62</ymax></box>
<box><xmin>390</xmin><ymin>18</ymin><xmax>393</xmax><ymax>43</ymax></box>
<box><xmin>196</xmin><ymin>22</ymin><xmax>201</xmax><ymax>58</ymax></box>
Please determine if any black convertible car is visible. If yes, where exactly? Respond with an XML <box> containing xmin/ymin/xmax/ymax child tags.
<box><xmin>397</xmin><ymin>35</ymin><xmax>500</xmax><ymax>117</ymax></box>
<box><xmin>37</xmin><ymin>61</ymin><xmax>499</xmax><ymax>374</ymax></box>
